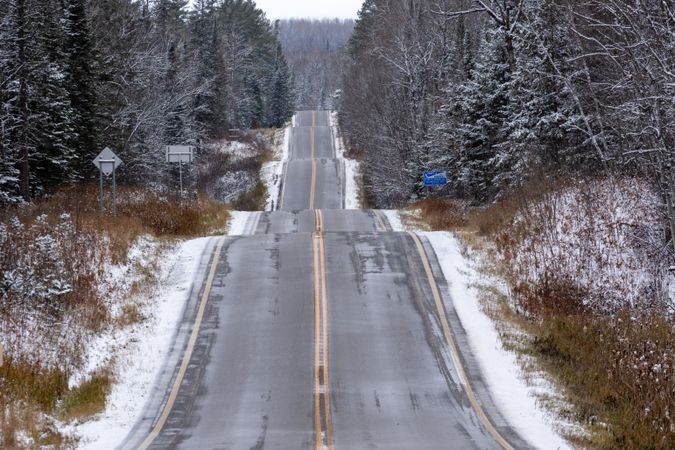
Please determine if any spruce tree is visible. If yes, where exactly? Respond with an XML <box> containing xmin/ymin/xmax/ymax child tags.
<box><xmin>267</xmin><ymin>42</ymin><xmax>294</xmax><ymax>127</ymax></box>
<box><xmin>455</xmin><ymin>28</ymin><xmax>511</xmax><ymax>202</ymax></box>
<box><xmin>63</xmin><ymin>0</ymin><xmax>98</xmax><ymax>179</ymax></box>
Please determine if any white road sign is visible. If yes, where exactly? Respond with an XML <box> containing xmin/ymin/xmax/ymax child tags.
<box><xmin>93</xmin><ymin>147</ymin><xmax>123</xmax><ymax>175</ymax></box>
<box><xmin>166</xmin><ymin>145</ymin><xmax>194</xmax><ymax>163</ymax></box>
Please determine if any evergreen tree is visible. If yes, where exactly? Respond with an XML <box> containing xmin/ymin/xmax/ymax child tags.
<box><xmin>455</xmin><ymin>28</ymin><xmax>511</xmax><ymax>202</ymax></box>
<box><xmin>63</xmin><ymin>0</ymin><xmax>97</xmax><ymax>179</ymax></box>
<box><xmin>0</xmin><ymin>0</ymin><xmax>77</xmax><ymax>201</ymax></box>
<box><xmin>267</xmin><ymin>43</ymin><xmax>294</xmax><ymax>127</ymax></box>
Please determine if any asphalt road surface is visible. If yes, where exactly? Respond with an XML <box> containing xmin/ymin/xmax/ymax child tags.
<box><xmin>120</xmin><ymin>111</ymin><xmax>532</xmax><ymax>450</ymax></box>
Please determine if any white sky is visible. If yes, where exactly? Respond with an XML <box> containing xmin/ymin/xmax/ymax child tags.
<box><xmin>253</xmin><ymin>0</ymin><xmax>363</xmax><ymax>20</ymax></box>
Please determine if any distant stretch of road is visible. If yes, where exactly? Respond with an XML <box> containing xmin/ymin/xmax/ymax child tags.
<box><xmin>120</xmin><ymin>111</ymin><xmax>531</xmax><ymax>449</ymax></box>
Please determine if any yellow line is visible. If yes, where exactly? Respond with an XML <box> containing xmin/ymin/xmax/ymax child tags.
<box><xmin>407</xmin><ymin>233</ymin><xmax>515</xmax><ymax>450</ymax></box>
<box><xmin>312</xmin><ymin>210</ymin><xmax>333</xmax><ymax>450</ymax></box>
<box><xmin>312</xmin><ymin>111</ymin><xmax>316</xmax><ymax>127</ymax></box>
<box><xmin>313</xmin><ymin>228</ymin><xmax>322</xmax><ymax>450</ymax></box>
<box><xmin>318</xmin><ymin>210</ymin><xmax>334</xmax><ymax>450</ymax></box>
<box><xmin>138</xmin><ymin>237</ymin><xmax>226</xmax><ymax>450</ymax></box>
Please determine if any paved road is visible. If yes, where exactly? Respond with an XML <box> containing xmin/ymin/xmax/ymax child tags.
<box><xmin>120</xmin><ymin>111</ymin><xmax>531</xmax><ymax>450</ymax></box>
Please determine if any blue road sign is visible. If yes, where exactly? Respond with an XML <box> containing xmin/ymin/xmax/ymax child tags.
<box><xmin>423</xmin><ymin>171</ymin><xmax>448</xmax><ymax>186</ymax></box>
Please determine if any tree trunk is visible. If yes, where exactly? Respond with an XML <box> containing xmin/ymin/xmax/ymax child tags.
<box><xmin>17</xmin><ymin>0</ymin><xmax>30</xmax><ymax>202</ymax></box>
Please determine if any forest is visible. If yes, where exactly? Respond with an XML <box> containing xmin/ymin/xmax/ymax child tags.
<box><xmin>339</xmin><ymin>1</ymin><xmax>674</xmax><ymax>448</ymax></box>
<box><xmin>0</xmin><ymin>0</ymin><xmax>294</xmax><ymax>204</ymax></box>
<box><xmin>278</xmin><ymin>18</ymin><xmax>355</xmax><ymax>111</ymax></box>
<box><xmin>339</xmin><ymin>0</ymin><xmax>675</xmax><ymax>249</ymax></box>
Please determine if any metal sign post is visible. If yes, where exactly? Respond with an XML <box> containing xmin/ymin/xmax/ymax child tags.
<box><xmin>93</xmin><ymin>147</ymin><xmax>123</xmax><ymax>216</ymax></box>
<box><xmin>166</xmin><ymin>145</ymin><xmax>195</xmax><ymax>201</ymax></box>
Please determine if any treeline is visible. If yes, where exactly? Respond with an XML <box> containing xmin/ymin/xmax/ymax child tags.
<box><xmin>278</xmin><ymin>18</ymin><xmax>354</xmax><ymax>110</ymax></box>
<box><xmin>339</xmin><ymin>0</ymin><xmax>675</xmax><ymax>248</ymax></box>
<box><xmin>0</xmin><ymin>0</ymin><xmax>294</xmax><ymax>204</ymax></box>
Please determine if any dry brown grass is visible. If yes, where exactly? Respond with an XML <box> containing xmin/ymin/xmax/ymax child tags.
<box><xmin>416</xmin><ymin>178</ymin><xmax>674</xmax><ymax>449</ymax></box>
<box><xmin>58</xmin><ymin>368</ymin><xmax>112</xmax><ymax>422</ymax></box>
<box><xmin>404</xmin><ymin>198</ymin><xmax>468</xmax><ymax>230</ymax></box>
<box><xmin>231</xmin><ymin>180</ymin><xmax>267</xmax><ymax>211</ymax></box>
<box><xmin>0</xmin><ymin>184</ymin><xmax>229</xmax><ymax>446</ymax></box>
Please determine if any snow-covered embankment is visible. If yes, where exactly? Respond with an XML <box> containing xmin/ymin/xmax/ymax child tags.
<box><xmin>384</xmin><ymin>211</ymin><xmax>572</xmax><ymax>450</ymax></box>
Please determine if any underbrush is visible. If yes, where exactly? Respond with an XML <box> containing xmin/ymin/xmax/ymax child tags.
<box><xmin>199</xmin><ymin>129</ymin><xmax>274</xmax><ymax>205</ymax></box>
<box><xmin>404</xmin><ymin>198</ymin><xmax>468</xmax><ymax>230</ymax></box>
<box><xmin>418</xmin><ymin>177</ymin><xmax>674</xmax><ymax>449</ymax></box>
<box><xmin>231</xmin><ymin>180</ymin><xmax>267</xmax><ymax>211</ymax></box>
<box><xmin>0</xmin><ymin>185</ymin><xmax>229</xmax><ymax>446</ymax></box>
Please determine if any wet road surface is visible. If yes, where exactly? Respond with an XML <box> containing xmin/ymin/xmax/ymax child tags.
<box><xmin>120</xmin><ymin>111</ymin><xmax>530</xmax><ymax>450</ymax></box>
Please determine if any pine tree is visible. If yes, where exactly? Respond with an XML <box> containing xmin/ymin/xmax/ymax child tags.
<box><xmin>455</xmin><ymin>27</ymin><xmax>511</xmax><ymax>202</ymax></box>
<box><xmin>267</xmin><ymin>51</ymin><xmax>294</xmax><ymax>127</ymax></box>
<box><xmin>155</xmin><ymin>0</ymin><xmax>188</xmax><ymax>37</ymax></box>
<box><xmin>62</xmin><ymin>0</ymin><xmax>98</xmax><ymax>179</ymax></box>
<box><xmin>190</xmin><ymin>0</ymin><xmax>220</xmax><ymax>139</ymax></box>
<box><xmin>0</xmin><ymin>0</ymin><xmax>77</xmax><ymax>202</ymax></box>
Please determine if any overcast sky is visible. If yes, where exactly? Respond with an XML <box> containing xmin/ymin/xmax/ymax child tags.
<box><xmin>253</xmin><ymin>0</ymin><xmax>363</xmax><ymax>20</ymax></box>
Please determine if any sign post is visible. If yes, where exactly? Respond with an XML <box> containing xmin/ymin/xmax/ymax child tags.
<box><xmin>165</xmin><ymin>145</ymin><xmax>195</xmax><ymax>200</ymax></box>
<box><xmin>93</xmin><ymin>147</ymin><xmax>123</xmax><ymax>216</ymax></box>
<box><xmin>423</xmin><ymin>171</ymin><xmax>449</xmax><ymax>197</ymax></box>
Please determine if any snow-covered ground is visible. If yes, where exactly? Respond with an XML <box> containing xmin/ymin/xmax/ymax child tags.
<box><xmin>66</xmin><ymin>237</ymin><xmax>213</xmax><ymax>449</ymax></box>
<box><xmin>381</xmin><ymin>210</ymin><xmax>405</xmax><ymax>232</ymax></box>
<box><xmin>260</xmin><ymin>123</ymin><xmax>291</xmax><ymax>211</ymax></box>
<box><xmin>331</xmin><ymin>111</ymin><xmax>360</xmax><ymax>209</ymax></box>
<box><xmin>424</xmin><ymin>232</ymin><xmax>572</xmax><ymax>450</ymax></box>
<box><xmin>384</xmin><ymin>210</ymin><xmax>572</xmax><ymax>450</ymax></box>
<box><xmin>227</xmin><ymin>210</ymin><xmax>259</xmax><ymax>236</ymax></box>
<box><xmin>64</xmin><ymin>214</ymin><xmax>254</xmax><ymax>448</ymax></box>
<box><xmin>214</xmin><ymin>139</ymin><xmax>257</xmax><ymax>161</ymax></box>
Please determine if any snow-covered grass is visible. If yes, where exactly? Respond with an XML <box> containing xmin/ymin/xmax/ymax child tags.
<box><xmin>343</xmin><ymin>159</ymin><xmax>361</xmax><ymax>210</ymax></box>
<box><xmin>459</xmin><ymin>176</ymin><xmax>675</xmax><ymax>448</ymax></box>
<box><xmin>382</xmin><ymin>210</ymin><xmax>572</xmax><ymax>449</ymax></box>
<box><xmin>66</xmin><ymin>237</ymin><xmax>212</xmax><ymax>449</ymax></box>
<box><xmin>260</xmin><ymin>123</ymin><xmax>291</xmax><ymax>211</ymax></box>
<box><xmin>0</xmin><ymin>186</ymin><xmax>230</xmax><ymax>447</ymax></box>
<box><xmin>213</xmin><ymin>139</ymin><xmax>257</xmax><ymax>161</ymax></box>
<box><xmin>423</xmin><ymin>231</ymin><xmax>572</xmax><ymax>450</ymax></box>
<box><xmin>495</xmin><ymin>178</ymin><xmax>670</xmax><ymax>314</ymax></box>
<box><xmin>331</xmin><ymin>111</ymin><xmax>361</xmax><ymax>209</ymax></box>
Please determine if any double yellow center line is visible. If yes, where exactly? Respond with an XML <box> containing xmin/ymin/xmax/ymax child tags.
<box><xmin>312</xmin><ymin>209</ymin><xmax>333</xmax><ymax>450</ymax></box>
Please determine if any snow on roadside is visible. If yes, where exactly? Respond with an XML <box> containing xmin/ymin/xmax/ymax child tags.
<box><xmin>68</xmin><ymin>237</ymin><xmax>213</xmax><ymax>449</ymax></box>
<box><xmin>261</xmin><ymin>123</ymin><xmax>291</xmax><ymax>211</ymax></box>
<box><xmin>382</xmin><ymin>209</ymin><xmax>571</xmax><ymax>449</ymax></box>
<box><xmin>423</xmin><ymin>231</ymin><xmax>571</xmax><ymax>450</ymax></box>
<box><xmin>227</xmin><ymin>210</ymin><xmax>257</xmax><ymax>236</ymax></box>
<box><xmin>381</xmin><ymin>210</ymin><xmax>405</xmax><ymax>232</ymax></box>
<box><xmin>65</xmin><ymin>212</ymin><xmax>253</xmax><ymax>448</ymax></box>
<box><xmin>331</xmin><ymin>111</ymin><xmax>361</xmax><ymax>209</ymax></box>
<box><xmin>343</xmin><ymin>159</ymin><xmax>360</xmax><ymax>210</ymax></box>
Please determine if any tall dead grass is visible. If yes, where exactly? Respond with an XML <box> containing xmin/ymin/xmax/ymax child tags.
<box><xmin>0</xmin><ymin>184</ymin><xmax>229</xmax><ymax>446</ymax></box>
<box><xmin>417</xmin><ymin>177</ymin><xmax>674</xmax><ymax>449</ymax></box>
<box><xmin>467</xmin><ymin>178</ymin><xmax>675</xmax><ymax>449</ymax></box>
